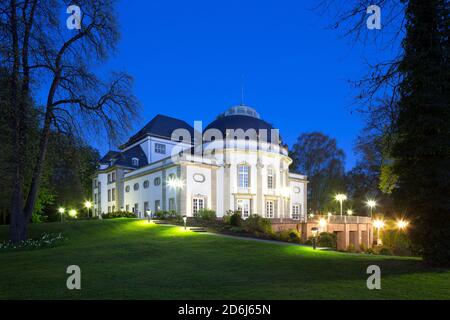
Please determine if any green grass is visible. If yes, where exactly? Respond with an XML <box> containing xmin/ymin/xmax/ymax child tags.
<box><xmin>0</xmin><ymin>219</ymin><xmax>449</xmax><ymax>299</ymax></box>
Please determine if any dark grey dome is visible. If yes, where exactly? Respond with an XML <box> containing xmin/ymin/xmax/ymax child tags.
<box><xmin>204</xmin><ymin>106</ymin><xmax>280</xmax><ymax>143</ymax></box>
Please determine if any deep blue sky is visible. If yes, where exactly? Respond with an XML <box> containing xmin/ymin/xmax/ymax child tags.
<box><xmin>92</xmin><ymin>0</ymin><xmax>392</xmax><ymax>170</ymax></box>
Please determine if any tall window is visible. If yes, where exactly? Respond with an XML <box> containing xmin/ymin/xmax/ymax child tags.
<box><xmin>112</xmin><ymin>188</ymin><xmax>115</xmax><ymax>201</ymax></box>
<box><xmin>267</xmin><ymin>167</ymin><xmax>275</xmax><ymax>189</ymax></box>
<box><xmin>144</xmin><ymin>202</ymin><xmax>149</xmax><ymax>215</ymax></box>
<box><xmin>237</xmin><ymin>199</ymin><xmax>250</xmax><ymax>219</ymax></box>
<box><xmin>265</xmin><ymin>201</ymin><xmax>274</xmax><ymax>218</ymax></box>
<box><xmin>132</xmin><ymin>158</ymin><xmax>139</xmax><ymax>166</ymax></box>
<box><xmin>155</xmin><ymin>200</ymin><xmax>161</xmax><ymax>212</ymax></box>
<box><xmin>108</xmin><ymin>189</ymin><xmax>111</xmax><ymax>202</ymax></box>
<box><xmin>238</xmin><ymin>165</ymin><xmax>250</xmax><ymax>188</ymax></box>
<box><xmin>169</xmin><ymin>198</ymin><xmax>175</xmax><ymax>211</ymax></box>
<box><xmin>155</xmin><ymin>143</ymin><xmax>166</xmax><ymax>154</ymax></box>
<box><xmin>125</xmin><ymin>204</ymin><xmax>130</xmax><ymax>212</ymax></box>
<box><xmin>111</xmin><ymin>172</ymin><xmax>116</xmax><ymax>182</ymax></box>
<box><xmin>134</xmin><ymin>203</ymin><xmax>139</xmax><ymax>213</ymax></box>
<box><xmin>192</xmin><ymin>197</ymin><xmax>205</xmax><ymax>214</ymax></box>
<box><xmin>292</xmin><ymin>204</ymin><xmax>301</xmax><ymax>220</ymax></box>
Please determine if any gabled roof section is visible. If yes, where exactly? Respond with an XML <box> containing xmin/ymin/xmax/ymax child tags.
<box><xmin>120</xmin><ymin>114</ymin><xmax>194</xmax><ymax>149</ymax></box>
<box><xmin>98</xmin><ymin>145</ymin><xmax>148</xmax><ymax>169</ymax></box>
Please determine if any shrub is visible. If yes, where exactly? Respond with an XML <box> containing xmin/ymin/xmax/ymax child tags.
<box><xmin>365</xmin><ymin>247</ymin><xmax>376</xmax><ymax>255</ymax></box>
<box><xmin>242</xmin><ymin>215</ymin><xmax>272</xmax><ymax>235</ymax></box>
<box><xmin>229</xmin><ymin>212</ymin><xmax>243</xmax><ymax>227</ymax></box>
<box><xmin>0</xmin><ymin>233</ymin><xmax>65</xmax><ymax>251</ymax></box>
<box><xmin>381</xmin><ymin>229</ymin><xmax>415</xmax><ymax>256</ymax></box>
<box><xmin>102</xmin><ymin>211</ymin><xmax>137</xmax><ymax>219</ymax></box>
<box><xmin>317</xmin><ymin>232</ymin><xmax>337</xmax><ymax>248</ymax></box>
<box><xmin>194</xmin><ymin>209</ymin><xmax>216</xmax><ymax>221</ymax></box>
<box><xmin>274</xmin><ymin>229</ymin><xmax>300</xmax><ymax>243</ymax></box>
<box><xmin>346</xmin><ymin>244</ymin><xmax>356</xmax><ymax>253</ymax></box>
<box><xmin>378</xmin><ymin>247</ymin><xmax>393</xmax><ymax>256</ymax></box>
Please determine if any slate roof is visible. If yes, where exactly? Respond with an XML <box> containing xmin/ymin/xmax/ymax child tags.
<box><xmin>120</xmin><ymin>114</ymin><xmax>194</xmax><ymax>149</ymax></box>
<box><xmin>204</xmin><ymin>114</ymin><xmax>280</xmax><ymax>143</ymax></box>
<box><xmin>99</xmin><ymin>145</ymin><xmax>148</xmax><ymax>169</ymax></box>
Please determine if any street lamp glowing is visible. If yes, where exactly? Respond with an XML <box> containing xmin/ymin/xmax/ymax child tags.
<box><xmin>319</xmin><ymin>218</ymin><xmax>327</xmax><ymax>228</ymax></box>
<box><xmin>373</xmin><ymin>219</ymin><xmax>385</xmax><ymax>229</ymax></box>
<box><xmin>311</xmin><ymin>227</ymin><xmax>319</xmax><ymax>250</ymax></box>
<box><xmin>69</xmin><ymin>209</ymin><xmax>77</xmax><ymax>218</ymax></box>
<box><xmin>84</xmin><ymin>201</ymin><xmax>92</xmax><ymax>209</ymax></box>
<box><xmin>366</xmin><ymin>199</ymin><xmax>377</xmax><ymax>218</ymax></box>
<box><xmin>396</xmin><ymin>219</ymin><xmax>409</xmax><ymax>230</ymax></box>
<box><xmin>167</xmin><ymin>177</ymin><xmax>184</xmax><ymax>189</ymax></box>
<box><xmin>347</xmin><ymin>209</ymin><xmax>353</xmax><ymax>216</ymax></box>
<box><xmin>334</xmin><ymin>193</ymin><xmax>347</xmax><ymax>217</ymax></box>
<box><xmin>373</xmin><ymin>219</ymin><xmax>385</xmax><ymax>246</ymax></box>
<box><xmin>58</xmin><ymin>207</ymin><xmax>65</xmax><ymax>214</ymax></box>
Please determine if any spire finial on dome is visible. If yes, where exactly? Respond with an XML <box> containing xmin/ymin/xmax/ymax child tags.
<box><xmin>240</xmin><ymin>74</ymin><xmax>245</xmax><ymax>106</ymax></box>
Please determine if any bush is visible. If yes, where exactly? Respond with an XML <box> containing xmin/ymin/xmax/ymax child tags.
<box><xmin>274</xmin><ymin>229</ymin><xmax>301</xmax><ymax>243</ymax></box>
<box><xmin>229</xmin><ymin>212</ymin><xmax>243</xmax><ymax>227</ymax></box>
<box><xmin>381</xmin><ymin>229</ymin><xmax>415</xmax><ymax>256</ymax></box>
<box><xmin>317</xmin><ymin>232</ymin><xmax>337</xmax><ymax>248</ymax></box>
<box><xmin>242</xmin><ymin>215</ymin><xmax>272</xmax><ymax>235</ymax></box>
<box><xmin>102</xmin><ymin>211</ymin><xmax>137</xmax><ymax>219</ymax></box>
<box><xmin>378</xmin><ymin>247</ymin><xmax>393</xmax><ymax>256</ymax></box>
<box><xmin>194</xmin><ymin>209</ymin><xmax>216</xmax><ymax>221</ymax></box>
<box><xmin>0</xmin><ymin>233</ymin><xmax>65</xmax><ymax>251</ymax></box>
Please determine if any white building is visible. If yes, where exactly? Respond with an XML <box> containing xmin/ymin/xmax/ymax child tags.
<box><xmin>92</xmin><ymin>105</ymin><xmax>307</xmax><ymax>221</ymax></box>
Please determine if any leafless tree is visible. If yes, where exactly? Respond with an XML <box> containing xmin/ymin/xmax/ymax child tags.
<box><xmin>0</xmin><ymin>0</ymin><xmax>139</xmax><ymax>242</ymax></box>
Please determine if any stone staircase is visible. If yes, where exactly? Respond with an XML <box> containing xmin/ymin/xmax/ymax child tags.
<box><xmin>189</xmin><ymin>227</ymin><xmax>207</xmax><ymax>233</ymax></box>
<box><xmin>152</xmin><ymin>220</ymin><xmax>170</xmax><ymax>225</ymax></box>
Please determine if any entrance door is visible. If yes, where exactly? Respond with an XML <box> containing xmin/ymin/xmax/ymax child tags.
<box><xmin>237</xmin><ymin>199</ymin><xmax>250</xmax><ymax>219</ymax></box>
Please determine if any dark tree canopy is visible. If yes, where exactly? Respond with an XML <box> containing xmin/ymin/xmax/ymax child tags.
<box><xmin>290</xmin><ymin>132</ymin><xmax>346</xmax><ymax>213</ymax></box>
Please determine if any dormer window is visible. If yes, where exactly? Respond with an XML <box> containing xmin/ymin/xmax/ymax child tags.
<box><xmin>132</xmin><ymin>158</ymin><xmax>139</xmax><ymax>166</ymax></box>
<box><xmin>155</xmin><ymin>143</ymin><xmax>166</xmax><ymax>154</ymax></box>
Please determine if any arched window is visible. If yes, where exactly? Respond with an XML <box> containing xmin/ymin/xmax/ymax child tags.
<box><xmin>238</xmin><ymin>164</ymin><xmax>250</xmax><ymax>188</ymax></box>
<box><xmin>143</xmin><ymin>180</ymin><xmax>149</xmax><ymax>189</ymax></box>
<box><xmin>154</xmin><ymin>177</ymin><xmax>161</xmax><ymax>186</ymax></box>
<box><xmin>132</xmin><ymin>158</ymin><xmax>139</xmax><ymax>166</ymax></box>
<box><xmin>267</xmin><ymin>167</ymin><xmax>275</xmax><ymax>189</ymax></box>
<box><xmin>133</xmin><ymin>183</ymin><xmax>139</xmax><ymax>191</ymax></box>
<box><xmin>125</xmin><ymin>185</ymin><xmax>130</xmax><ymax>193</ymax></box>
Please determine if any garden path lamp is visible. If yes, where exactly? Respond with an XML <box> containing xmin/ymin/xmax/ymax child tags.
<box><xmin>373</xmin><ymin>219</ymin><xmax>385</xmax><ymax>246</ymax></box>
<box><xmin>84</xmin><ymin>201</ymin><xmax>92</xmax><ymax>218</ymax></box>
<box><xmin>311</xmin><ymin>227</ymin><xmax>319</xmax><ymax>250</ymax></box>
<box><xmin>396</xmin><ymin>219</ymin><xmax>409</xmax><ymax>231</ymax></box>
<box><xmin>366</xmin><ymin>200</ymin><xmax>377</xmax><ymax>218</ymax></box>
<box><xmin>183</xmin><ymin>215</ymin><xmax>187</xmax><ymax>231</ymax></box>
<box><xmin>335</xmin><ymin>194</ymin><xmax>347</xmax><ymax>217</ymax></box>
<box><xmin>58</xmin><ymin>207</ymin><xmax>65</xmax><ymax>222</ymax></box>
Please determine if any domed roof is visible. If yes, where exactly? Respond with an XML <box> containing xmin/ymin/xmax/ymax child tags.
<box><xmin>204</xmin><ymin>105</ymin><xmax>279</xmax><ymax>143</ymax></box>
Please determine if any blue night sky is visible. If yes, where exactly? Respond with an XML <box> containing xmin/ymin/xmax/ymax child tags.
<box><xmin>90</xmin><ymin>0</ymin><xmax>393</xmax><ymax>171</ymax></box>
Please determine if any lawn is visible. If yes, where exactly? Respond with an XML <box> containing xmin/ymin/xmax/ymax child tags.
<box><xmin>0</xmin><ymin>219</ymin><xmax>449</xmax><ymax>299</ymax></box>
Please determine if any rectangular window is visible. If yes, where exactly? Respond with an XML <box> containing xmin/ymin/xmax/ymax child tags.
<box><xmin>192</xmin><ymin>197</ymin><xmax>205</xmax><ymax>214</ymax></box>
<box><xmin>155</xmin><ymin>200</ymin><xmax>161</xmax><ymax>212</ymax></box>
<box><xmin>112</xmin><ymin>172</ymin><xmax>116</xmax><ymax>182</ymax></box>
<box><xmin>108</xmin><ymin>206</ymin><xmax>111</xmax><ymax>213</ymax></box>
<box><xmin>126</xmin><ymin>204</ymin><xmax>130</xmax><ymax>212</ymax></box>
<box><xmin>108</xmin><ymin>189</ymin><xmax>111</xmax><ymax>202</ymax></box>
<box><xmin>112</xmin><ymin>188</ymin><xmax>115</xmax><ymax>201</ymax></box>
<box><xmin>238</xmin><ymin>165</ymin><xmax>249</xmax><ymax>188</ymax></box>
<box><xmin>94</xmin><ymin>193</ymin><xmax>97</xmax><ymax>202</ymax></box>
<box><xmin>169</xmin><ymin>198</ymin><xmax>175</xmax><ymax>211</ymax></box>
<box><xmin>134</xmin><ymin>203</ymin><xmax>139</xmax><ymax>213</ymax></box>
<box><xmin>237</xmin><ymin>199</ymin><xmax>250</xmax><ymax>219</ymax></box>
<box><xmin>292</xmin><ymin>204</ymin><xmax>301</xmax><ymax>220</ymax></box>
<box><xmin>144</xmin><ymin>202</ymin><xmax>149</xmax><ymax>215</ymax></box>
<box><xmin>107</xmin><ymin>173</ymin><xmax>111</xmax><ymax>183</ymax></box>
<box><xmin>155</xmin><ymin>143</ymin><xmax>166</xmax><ymax>154</ymax></box>
<box><xmin>265</xmin><ymin>201</ymin><xmax>274</xmax><ymax>218</ymax></box>
<box><xmin>267</xmin><ymin>168</ymin><xmax>275</xmax><ymax>189</ymax></box>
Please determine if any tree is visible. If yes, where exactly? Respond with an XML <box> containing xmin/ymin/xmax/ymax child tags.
<box><xmin>391</xmin><ymin>0</ymin><xmax>450</xmax><ymax>267</ymax></box>
<box><xmin>290</xmin><ymin>132</ymin><xmax>346</xmax><ymax>213</ymax></box>
<box><xmin>0</xmin><ymin>0</ymin><xmax>139</xmax><ymax>242</ymax></box>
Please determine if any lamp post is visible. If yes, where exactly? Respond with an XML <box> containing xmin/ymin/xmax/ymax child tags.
<box><xmin>366</xmin><ymin>200</ymin><xmax>377</xmax><ymax>218</ymax></box>
<box><xmin>373</xmin><ymin>219</ymin><xmax>385</xmax><ymax>246</ymax></box>
<box><xmin>346</xmin><ymin>209</ymin><xmax>353</xmax><ymax>216</ymax></box>
<box><xmin>335</xmin><ymin>194</ymin><xmax>347</xmax><ymax>217</ymax></box>
<box><xmin>58</xmin><ymin>207</ymin><xmax>65</xmax><ymax>222</ymax></box>
<box><xmin>311</xmin><ymin>227</ymin><xmax>319</xmax><ymax>250</ymax></box>
<box><xmin>84</xmin><ymin>201</ymin><xmax>92</xmax><ymax>218</ymax></box>
<box><xmin>182</xmin><ymin>215</ymin><xmax>187</xmax><ymax>231</ymax></box>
